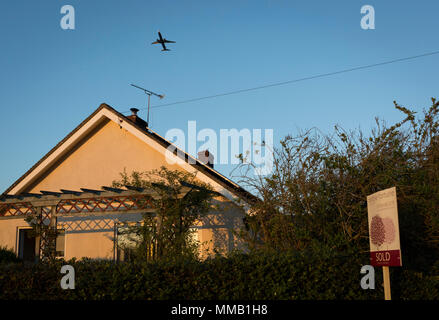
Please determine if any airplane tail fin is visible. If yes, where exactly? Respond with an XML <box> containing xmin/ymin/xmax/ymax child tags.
<box><xmin>162</xmin><ymin>49</ymin><xmax>171</xmax><ymax>51</ymax></box>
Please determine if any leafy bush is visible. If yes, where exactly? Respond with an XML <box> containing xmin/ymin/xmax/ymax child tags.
<box><xmin>235</xmin><ymin>98</ymin><xmax>439</xmax><ymax>274</ymax></box>
<box><xmin>0</xmin><ymin>251</ymin><xmax>437</xmax><ymax>300</ymax></box>
<box><xmin>0</xmin><ymin>246</ymin><xmax>21</xmax><ymax>264</ymax></box>
<box><xmin>112</xmin><ymin>166</ymin><xmax>214</xmax><ymax>262</ymax></box>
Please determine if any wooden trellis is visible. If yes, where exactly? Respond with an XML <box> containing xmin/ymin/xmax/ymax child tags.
<box><xmin>0</xmin><ymin>185</ymin><xmax>192</xmax><ymax>260</ymax></box>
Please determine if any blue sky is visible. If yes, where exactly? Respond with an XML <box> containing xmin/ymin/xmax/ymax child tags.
<box><xmin>0</xmin><ymin>0</ymin><xmax>438</xmax><ymax>193</ymax></box>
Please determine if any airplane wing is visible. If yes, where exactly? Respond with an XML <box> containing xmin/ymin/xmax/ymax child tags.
<box><xmin>163</xmin><ymin>39</ymin><xmax>176</xmax><ymax>43</ymax></box>
<box><xmin>151</xmin><ymin>41</ymin><xmax>159</xmax><ymax>44</ymax></box>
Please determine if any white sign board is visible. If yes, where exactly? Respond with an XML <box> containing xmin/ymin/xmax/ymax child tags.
<box><xmin>367</xmin><ymin>187</ymin><xmax>402</xmax><ymax>267</ymax></box>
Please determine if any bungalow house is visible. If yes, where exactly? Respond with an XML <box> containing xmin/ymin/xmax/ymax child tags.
<box><xmin>0</xmin><ymin>103</ymin><xmax>254</xmax><ymax>262</ymax></box>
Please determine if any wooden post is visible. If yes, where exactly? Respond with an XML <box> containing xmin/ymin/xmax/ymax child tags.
<box><xmin>156</xmin><ymin>215</ymin><xmax>162</xmax><ymax>259</ymax></box>
<box><xmin>49</xmin><ymin>206</ymin><xmax>57</xmax><ymax>228</ymax></box>
<box><xmin>49</xmin><ymin>206</ymin><xmax>58</xmax><ymax>259</ymax></box>
<box><xmin>383</xmin><ymin>266</ymin><xmax>391</xmax><ymax>300</ymax></box>
<box><xmin>35</xmin><ymin>206</ymin><xmax>42</xmax><ymax>262</ymax></box>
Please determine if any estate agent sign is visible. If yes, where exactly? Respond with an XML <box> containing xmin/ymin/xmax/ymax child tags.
<box><xmin>367</xmin><ymin>187</ymin><xmax>402</xmax><ymax>267</ymax></box>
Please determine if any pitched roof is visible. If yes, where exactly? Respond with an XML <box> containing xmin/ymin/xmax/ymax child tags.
<box><xmin>2</xmin><ymin>103</ymin><xmax>256</xmax><ymax>203</ymax></box>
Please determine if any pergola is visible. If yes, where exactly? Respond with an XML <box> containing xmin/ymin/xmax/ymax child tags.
<box><xmin>0</xmin><ymin>185</ymin><xmax>193</xmax><ymax>260</ymax></box>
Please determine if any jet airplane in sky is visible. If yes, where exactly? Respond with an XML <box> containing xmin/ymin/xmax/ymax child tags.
<box><xmin>152</xmin><ymin>31</ymin><xmax>175</xmax><ymax>51</ymax></box>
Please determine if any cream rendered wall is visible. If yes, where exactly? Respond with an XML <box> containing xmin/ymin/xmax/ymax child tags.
<box><xmin>64</xmin><ymin>231</ymin><xmax>115</xmax><ymax>260</ymax></box>
<box><xmin>0</xmin><ymin>218</ymin><xmax>31</xmax><ymax>254</ymax></box>
<box><xmin>27</xmin><ymin>119</ymin><xmax>182</xmax><ymax>193</ymax></box>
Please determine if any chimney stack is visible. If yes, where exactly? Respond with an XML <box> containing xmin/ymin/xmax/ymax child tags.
<box><xmin>197</xmin><ymin>150</ymin><xmax>214</xmax><ymax>168</ymax></box>
<box><xmin>127</xmin><ymin>108</ymin><xmax>148</xmax><ymax>129</ymax></box>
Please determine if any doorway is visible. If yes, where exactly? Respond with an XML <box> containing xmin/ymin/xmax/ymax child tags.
<box><xmin>18</xmin><ymin>228</ymin><xmax>36</xmax><ymax>262</ymax></box>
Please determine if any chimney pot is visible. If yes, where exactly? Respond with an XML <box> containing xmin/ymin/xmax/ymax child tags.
<box><xmin>198</xmin><ymin>150</ymin><xmax>214</xmax><ymax>168</ymax></box>
<box><xmin>127</xmin><ymin>108</ymin><xmax>148</xmax><ymax>129</ymax></box>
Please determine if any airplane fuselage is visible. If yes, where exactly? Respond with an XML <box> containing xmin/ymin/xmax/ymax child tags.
<box><xmin>152</xmin><ymin>31</ymin><xmax>174</xmax><ymax>51</ymax></box>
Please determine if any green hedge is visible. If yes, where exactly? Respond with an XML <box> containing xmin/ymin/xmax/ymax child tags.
<box><xmin>0</xmin><ymin>251</ymin><xmax>437</xmax><ymax>300</ymax></box>
<box><xmin>0</xmin><ymin>247</ymin><xmax>21</xmax><ymax>264</ymax></box>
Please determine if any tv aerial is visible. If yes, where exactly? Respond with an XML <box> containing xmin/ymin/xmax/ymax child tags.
<box><xmin>130</xmin><ymin>84</ymin><xmax>164</xmax><ymax>127</ymax></box>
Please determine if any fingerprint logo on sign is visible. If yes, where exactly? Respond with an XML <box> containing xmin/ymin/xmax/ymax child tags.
<box><xmin>370</xmin><ymin>215</ymin><xmax>396</xmax><ymax>249</ymax></box>
<box><xmin>382</xmin><ymin>218</ymin><xmax>396</xmax><ymax>244</ymax></box>
<box><xmin>370</xmin><ymin>216</ymin><xmax>385</xmax><ymax>247</ymax></box>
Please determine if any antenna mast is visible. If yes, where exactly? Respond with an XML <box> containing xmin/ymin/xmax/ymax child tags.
<box><xmin>130</xmin><ymin>84</ymin><xmax>164</xmax><ymax>127</ymax></box>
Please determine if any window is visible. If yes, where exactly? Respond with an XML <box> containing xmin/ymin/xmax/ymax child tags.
<box><xmin>116</xmin><ymin>224</ymin><xmax>140</xmax><ymax>262</ymax></box>
<box><xmin>55</xmin><ymin>230</ymin><xmax>65</xmax><ymax>258</ymax></box>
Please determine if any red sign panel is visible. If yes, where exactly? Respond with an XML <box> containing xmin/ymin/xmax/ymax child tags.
<box><xmin>370</xmin><ymin>250</ymin><xmax>402</xmax><ymax>267</ymax></box>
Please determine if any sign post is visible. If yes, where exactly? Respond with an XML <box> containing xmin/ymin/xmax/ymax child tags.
<box><xmin>367</xmin><ymin>187</ymin><xmax>402</xmax><ymax>300</ymax></box>
<box><xmin>382</xmin><ymin>266</ymin><xmax>391</xmax><ymax>300</ymax></box>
